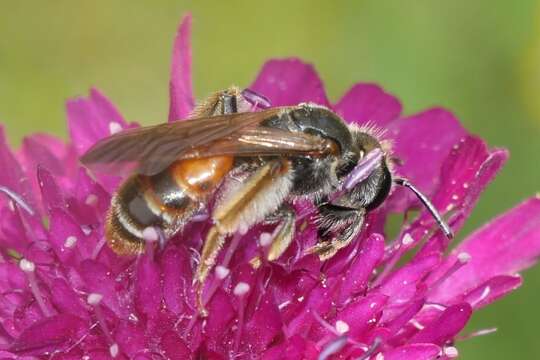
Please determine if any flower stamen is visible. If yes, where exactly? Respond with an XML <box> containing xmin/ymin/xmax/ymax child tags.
<box><xmin>372</xmin><ymin>233</ymin><xmax>414</xmax><ymax>287</ymax></box>
<box><xmin>64</xmin><ymin>235</ymin><xmax>78</xmax><ymax>249</ymax></box>
<box><xmin>356</xmin><ymin>337</ymin><xmax>382</xmax><ymax>360</ymax></box>
<box><xmin>457</xmin><ymin>327</ymin><xmax>498</xmax><ymax>341</ymax></box>
<box><xmin>87</xmin><ymin>292</ymin><xmax>118</xmax><ymax>354</ymax></box>
<box><xmin>19</xmin><ymin>258</ymin><xmax>52</xmax><ymax>316</ymax></box>
<box><xmin>428</xmin><ymin>252</ymin><xmax>471</xmax><ymax>291</ymax></box>
<box><xmin>318</xmin><ymin>335</ymin><xmax>348</xmax><ymax>360</ymax></box>
<box><xmin>444</xmin><ymin>346</ymin><xmax>459</xmax><ymax>358</ymax></box>
<box><xmin>0</xmin><ymin>186</ymin><xmax>34</xmax><ymax>215</ymax></box>
<box><xmin>233</xmin><ymin>282</ymin><xmax>250</xmax><ymax>352</ymax></box>
<box><xmin>91</xmin><ymin>237</ymin><xmax>107</xmax><ymax>260</ymax></box>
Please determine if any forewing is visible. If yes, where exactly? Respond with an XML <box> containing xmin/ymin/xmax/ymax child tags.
<box><xmin>181</xmin><ymin>127</ymin><xmax>332</xmax><ymax>159</ymax></box>
<box><xmin>81</xmin><ymin>107</ymin><xmax>332</xmax><ymax>176</ymax></box>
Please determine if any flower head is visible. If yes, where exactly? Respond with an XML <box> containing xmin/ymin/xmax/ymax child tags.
<box><xmin>1</xmin><ymin>14</ymin><xmax>539</xmax><ymax>360</ymax></box>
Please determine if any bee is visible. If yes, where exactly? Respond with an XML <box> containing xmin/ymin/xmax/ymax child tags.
<box><xmin>82</xmin><ymin>86</ymin><xmax>452</xmax><ymax>312</ymax></box>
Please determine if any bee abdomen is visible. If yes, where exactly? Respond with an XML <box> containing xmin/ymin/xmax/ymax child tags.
<box><xmin>105</xmin><ymin>156</ymin><xmax>234</xmax><ymax>255</ymax></box>
<box><xmin>105</xmin><ymin>173</ymin><xmax>196</xmax><ymax>255</ymax></box>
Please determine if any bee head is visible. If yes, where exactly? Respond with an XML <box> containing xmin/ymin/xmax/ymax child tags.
<box><xmin>334</xmin><ymin>126</ymin><xmax>393</xmax><ymax>211</ymax></box>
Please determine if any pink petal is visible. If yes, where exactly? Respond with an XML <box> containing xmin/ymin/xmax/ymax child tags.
<box><xmin>0</xmin><ymin>351</ymin><xmax>36</xmax><ymax>360</ymax></box>
<box><xmin>0</xmin><ymin>207</ymin><xmax>32</xmax><ymax>252</ymax></box>
<box><xmin>168</xmin><ymin>14</ymin><xmax>195</xmax><ymax>122</ymax></box>
<box><xmin>462</xmin><ymin>275</ymin><xmax>522</xmax><ymax>309</ymax></box>
<box><xmin>135</xmin><ymin>252</ymin><xmax>162</xmax><ymax>318</ymax></box>
<box><xmin>263</xmin><ymin>335</ymin><xmax>319</xmax><ymax>360</ymax></box>
<box><xmin>410</xmin><ymin>303</ymin><xmax>472</xmax><ymax>345</ymax></box>
<box><xmin>382</xmin><ymin>298</ymin><xmax>425</xmax><ymax>335</ymax></box>
<box><xmin>204</xmin><ymin>289</ymin><xmax>235</xmax><ymax>345</ymax></box>
<box><xmin>160</xmin><ymin>331</ymin><xmax>192</xmax><ymax>360</ymax></box>
<box><xmin>0</xmin><ymin>126</ymin><xmax>35</xmax><ymax>210</ymax></box>
<box><xmin>160</xmin><ymin>246</ymin><xmax>192</xmax><ymax>314</ymax></box>
<box><xmin>337</xmin><ymin>293</ymin><xmax>388</xmax><ymax>339</ymax></box>
<box><xmin>414</xmin><ymin>136</ymin><xmax>508</xmax><ymax>257</ymax></box>
<box><xmin>71</xmin><ymin>168</ymin><xmax>111</xmax><ymax>222</ymax></box>
<box><xmin>79</xmin><ymin>259</ymin><xmax>130</xmax><ymax>318</ymax></box>
<box><xmin>19</xmin><ymin>134</ymin><xmax>78</xmax><ymax>211</ymax></box>
<box><xmin>432</xmin><ymin>197</ymin><xmax>540</xmax><ymax>302</ymax></box>
<box><xmin>67</xmin><ymin>88</ymin><xmax>128</xmax><ymax>155</ymax></box>
<box><xmin>377</xmin><ymin>254</ymin><xmax>440</xmax><ymax>305</ymax></box>
<box><xmin>338</xmin><ymin>233</ymin><xmax>384</xmax><ymax>304</ymax></box>
<box><xmin>47</xmin><ymin>208</ymin><xmax>84</xmax><ymax>263</ymax></box>
<box><xmin>244</xmin><ymin>291</ymin><xmax>283</xmax><ymax>353</ymax></box>
<box><xmin>334</xmin><ymin>83</ymin><xmax>402</xmax><ymax>127</ymax></box>
<box><xmin>20</xmin><ymin>134</ymin><xmax>76</xmax><ymax>179</ymax></box>
<box><xmin>89</xmin><ymin>88</ymin><xmax>127</xmax><ymax>126</ymax></box>
<box><xmin>37</xmin><ymin>166</ymin><xmax>66</xmax><ymax>213</ymax></box>
<box><xmin>0</xmin><ymin>263</ymin><xmax>27</xmax><ymax>292</ymax></box>
<box><xmin>250</xmin><ymin>58</ymin><xmax>330</xmax><ymax>107</ymax></box>
<box><xmin>386</xmin><ymin>108</ymin><xmax>467</xmax><ymax>211</ymax></box>
<box><xmin>115</xmin><ymin>320</ymin><xmax>147</xmax><ymax>358</ymax></box>
<box><xmin>286</xmin><ymin>283</ymin><xmax>332</xmax><ymax>336</ymax></box>
<box><xmin>9</xmin><ymin>314</ymin><xmax>85</xmax><ymax>355</ymax></box>
<box><xmin>49</xmin><ymin>279</ymin><xmax>89</xmax><ymax>320</ymax></box>
<box><xmin>382</xmin><ymin>343</ymin><xmax>442</xmax><ymax>360</ymax></box>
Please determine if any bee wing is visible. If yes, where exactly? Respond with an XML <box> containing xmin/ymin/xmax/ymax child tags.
<box><xmin>81</xmin><ymin>108</ymin><xmax>332</xmax><ymax>176</ymax></box>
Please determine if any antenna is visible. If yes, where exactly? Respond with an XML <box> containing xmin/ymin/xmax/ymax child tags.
<box><xmin>394</xmin><ymin>178</ymin><xmax>453</xmax><ymax>239</ymax></box>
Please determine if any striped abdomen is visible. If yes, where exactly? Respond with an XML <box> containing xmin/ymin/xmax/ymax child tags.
<box><xmin>105</xmin><ymin>156</ymin><xmax>234</xmax><ymax>255</ymax></box>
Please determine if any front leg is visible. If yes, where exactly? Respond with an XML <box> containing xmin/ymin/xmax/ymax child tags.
<box><xmin>309</xmin><ymin>203</ymin><xmax>366</xmax><ymax>260</ymax></box>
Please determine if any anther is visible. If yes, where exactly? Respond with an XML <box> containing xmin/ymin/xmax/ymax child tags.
<box><xmin>233</xmin><ymin>282</ymin><xmax>250</xmax><ymax>297</ymax></box>
<box><xmin>87</xmin><ymin>293</ymin><xmax>103</xmax><ymax>306</ymax></box>
<box><xmin>444</xmin><ymin>346</ymin><xmax>459</xmax><ymax>358</ymax></box>
<box><xmin>64</xmin><ymin>235</ymin><xmax>78</xmax><ymax>249</ymax></box>
<box><xmin>109</xmin><ymin>343</ymin><xmax>120</xmax><ymax>358</ymax></box>
<box><xmin>19</xmin><ymin>258</ymin><xmax>35</xmax><ymax>273</ymax></box>
<box><xmin>335</xmin><ymin>320</ymin><xmax>349</xmax><ymax>334</ymax></box>
<box><xmin>401</xmin><ymin>233</ymin><xmax>414</xmax><ymax>246</ymax></box>
<box><xmin>215</xmin><ymin>266</ymin><xmax>230</xmax><ymax>280</ymax></box>
<box><xmin>259</xmin><ymin>232</ymin><xmax>273</xmax><ymax>247</ymax></box>
<box><xmin>109</xmin><ymin>122</ymin><xmax>122</xmax><ymax>135</ymax></box>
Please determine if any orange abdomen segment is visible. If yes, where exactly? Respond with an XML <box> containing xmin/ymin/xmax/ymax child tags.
<box><xmin>170</xmin><ymin>156</ymin><xmax>234</xmax><ymax>198</ymax></box>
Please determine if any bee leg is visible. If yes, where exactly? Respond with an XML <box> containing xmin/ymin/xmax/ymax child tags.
<box><xmin>195</xmin><ymin>159</ymin><xmax>294</xmax><ymax>314</ymax></box>
<box><xmin>261</xmin><ymin>205</ymin><xmax>296</xmax><ymax>262</ymax></box>
<box><xmin>308</xmin><ymin>204</ymin><xmax>366</xmax><ymax>260</ymax></box>
<box><xmin>190</xmin><ymin>86</ymin><xmax>240</xmax><ymax>117</ymax></box>
<box><xmin>195</xmin><ymin>226</ymin><xmax>225</xmax><ymax>317</ymax></box>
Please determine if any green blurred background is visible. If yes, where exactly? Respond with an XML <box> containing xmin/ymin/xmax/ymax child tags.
<box><xmin>1</xmin><ymin>1</ymin><xmax>540</xmax><ymax>358</ymax></box>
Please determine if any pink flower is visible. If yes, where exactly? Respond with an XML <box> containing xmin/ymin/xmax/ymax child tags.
<box><xmin>1</xmin><ymin>13</ymin><xmax>539</xmax><ymax>359</ymax></box>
